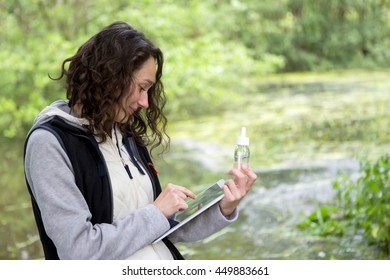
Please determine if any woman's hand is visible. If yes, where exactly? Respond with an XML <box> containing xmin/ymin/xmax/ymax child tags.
<box><xmin>153</xmin><ymin>183</ymin><xmax>196</xmax><ymax>218</ymax></box>
<box><xmin>219</xmin><ymin>164</ymin><xmax>257</xmax><ymax>216</ymax></box>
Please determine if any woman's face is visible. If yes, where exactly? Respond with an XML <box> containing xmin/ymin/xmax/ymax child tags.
<box><xmin>115</xmin><ymin>56</ymin><xmax>156</xmax><ymax>123</ymax></box>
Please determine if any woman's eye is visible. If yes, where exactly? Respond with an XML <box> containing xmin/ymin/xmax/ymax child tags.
<box><xmin>140</xmin><ymin>86</ymin><xmax>148</xmax><ymax>93</ymax></box>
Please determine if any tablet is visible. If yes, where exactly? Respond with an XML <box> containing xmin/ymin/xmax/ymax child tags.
<box><xmin>152</xmin><ymin>179</ymin><xmax>225</xmax><ymax>244</ymax></box>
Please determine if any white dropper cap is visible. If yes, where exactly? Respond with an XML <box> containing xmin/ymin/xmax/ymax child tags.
<box><xmin>236</xmin><ymin>127</ymin><xmax>249</xmax><ymax>146</ymax></box>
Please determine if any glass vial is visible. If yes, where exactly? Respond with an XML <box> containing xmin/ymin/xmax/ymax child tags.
<box><xmin>234</xmin><ymin>127</ymin><xmax>250</xmax><ymax>169</ymax></box>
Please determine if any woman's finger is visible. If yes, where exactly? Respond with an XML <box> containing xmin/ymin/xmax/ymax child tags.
<box><xmin>219</xmin><ymin>183</ymin><xmax>240</xmax><ymax>216</ymax></box>
<box><xmin>167</xmin><ymin>184</ymin><xmax>196</xmax><ymax>199</ymax></box>
<box><xmin>228</xmin><ymin>168</ymin><xmax>249</xmax><ymax>195</ymax></box>
<box><xmin>241</xmin><ymin>165</ymin><xmax>257</xmax><ymax>192</ymax></box>
<box><xmin>224</xmin><ymin>179</ymin><xmax>243</xmax><ymax>200</ymax></box>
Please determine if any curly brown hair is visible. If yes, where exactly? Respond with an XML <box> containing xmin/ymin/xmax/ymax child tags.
<box><xmin>52</xmin><ymin>21</ymin><xmax>169</xmax><ymax>155</ymax></box>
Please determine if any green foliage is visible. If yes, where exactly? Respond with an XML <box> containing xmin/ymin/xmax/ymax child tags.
<box><xmin>335</xmin><ymin>154</ymin><xmax>390</xmax><ymax>250</ymax></box>
<box><xmin>297</xmin><ymin>205</ymin><xmax>346</xmax><ymax>237</ymax></box>
<box><xmin>299</xmin><ymin>154</ymin><xmax>390</xmax><ymax>255</ymax></box>
<box><xmin>3</xmin><ymin>0</ymin><xmax>390</xmax><ymax>138</ymax></box>
<box><xmin>0</xmin><ymin>0</ymin><xmax>276</xmax><ymax>137</ymax></box>
<box><xmin>222</xmin><ymin>0</ymin><xmax>390</xmax><ymax>71</ymax></box>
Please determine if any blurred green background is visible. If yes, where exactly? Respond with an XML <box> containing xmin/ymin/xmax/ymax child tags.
<box><xmin>1</xmin><ymin>0</ymin><xmax>389</xmax><ymax>259</ymax></box>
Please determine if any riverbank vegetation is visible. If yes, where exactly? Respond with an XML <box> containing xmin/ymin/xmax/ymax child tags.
<box><xmin>298</xmin><ymin>154</ymin><xmax>390</xmax><ymax>256</ymax></box>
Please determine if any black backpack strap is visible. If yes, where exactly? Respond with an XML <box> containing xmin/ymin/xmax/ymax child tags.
<box><xmin>24</xmin><ymin>125</ymin><xmax>62</xmax><ymax>260</ymax></box>
<box><xmin>162</xmin><ymin>238</ymin><xmax>184</xmax><ymax>260</ymax></box>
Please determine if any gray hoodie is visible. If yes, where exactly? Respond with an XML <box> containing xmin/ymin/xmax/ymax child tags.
<box><xmin>24</xmin><ymin>100</ymin><xmax>237</xmax><ymax>259</ymax></box>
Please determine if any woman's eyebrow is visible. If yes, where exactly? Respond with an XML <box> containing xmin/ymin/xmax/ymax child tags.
<box><xmin>141</xmin><ymin>79</ymin><xmax>155</xmax><ymax>86</ymax></box>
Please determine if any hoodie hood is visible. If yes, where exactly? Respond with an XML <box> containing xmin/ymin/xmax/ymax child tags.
<box><xmin>30</xmin><ymin>100</ymin><xmax>89</xmax><ymax>133</ymax></box>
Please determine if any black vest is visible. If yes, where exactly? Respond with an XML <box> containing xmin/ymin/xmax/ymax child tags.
<box><xmin>24</xmin><ymin>116</ymin><xmax>183</xmax><ymax>259</ymax></box>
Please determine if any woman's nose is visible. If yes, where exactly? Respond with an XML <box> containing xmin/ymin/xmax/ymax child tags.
<box><xmin>138</xmin><ymin>93</ymin><xmax>149</xmax><ymax>109</ymax></box>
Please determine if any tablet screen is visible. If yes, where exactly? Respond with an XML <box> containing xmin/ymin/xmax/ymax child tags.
<box><xmin>152</xmin><ymin>179</ymin><xmax>225</xmax><ymax>244</ymax></box>
<box><xmin>174</xmin><ymin>180</ymin><xmax>225</xmax><ymax>222</ymax></box>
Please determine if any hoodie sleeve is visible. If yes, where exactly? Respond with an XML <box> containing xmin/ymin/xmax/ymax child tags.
<box><xmin>167</xmin><ymin>203</ymin><xmax>238</xmax><ymax>243</ymax></box>
<box><xmin>24</xmin><ymin>129</ymin><xmax>170</xmax><ymax>259</ymax></box>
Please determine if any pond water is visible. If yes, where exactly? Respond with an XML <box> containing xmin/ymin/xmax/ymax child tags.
<box><xmin>156</xmin><ymin>140</ymin><xmax>387</xmax><ymax>260</ymax></box>
<box><xmin>7</xmin><ymin>140</ymin><xmax>385</xmax><ymax>260</ymax></box>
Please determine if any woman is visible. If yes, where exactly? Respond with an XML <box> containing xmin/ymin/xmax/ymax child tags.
<box><xmin>24</xmin><ymin>21</ymin><xmax>257</xmax><ymax>260</ymax></box>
